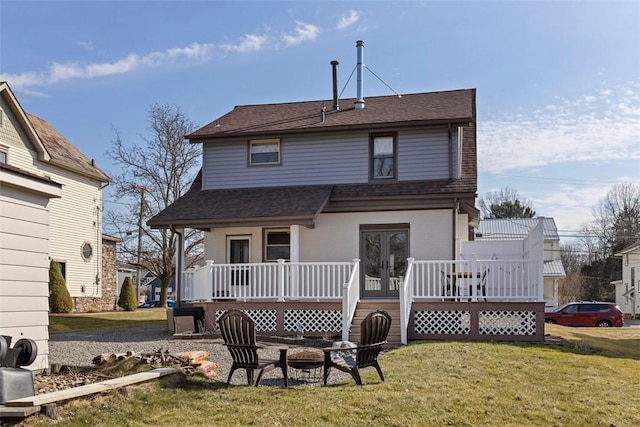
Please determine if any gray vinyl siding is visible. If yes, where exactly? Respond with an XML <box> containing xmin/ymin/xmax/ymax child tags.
<box><xmin>202</xmin><ymin>126</ymin><xmax>455</xmax><ymax>189</ymax></box>
<box><xmin>398</xmin><ymin>127</ymin><xmax>456</xmax><ymax>181</ymax></box>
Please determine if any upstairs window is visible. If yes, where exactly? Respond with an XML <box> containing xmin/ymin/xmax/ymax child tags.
<box><xmin>249</xmin><ymin>139</ymin><xmax>280</xmax><ymax>165</ymax></box>
<box><xmin>264</xmin><ymin>229</ymin><xmax>290</xmax><ymax>261</ymax></box>
<box><xmin>0</xmin><ymin>144</ymin><xmax>8</xmax><ymax>164</ymax></box>
<box><xmin>370</xmin><ymin>134</ymin><xmax>396</xmax><ymax>180</ymax></box>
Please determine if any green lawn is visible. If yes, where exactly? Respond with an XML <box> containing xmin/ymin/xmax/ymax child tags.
<box><xmin>49</xmin><ymin>308</ymin><xmax>167</xmax><ymax>333</ymax></box>
<box><xmin>23</xmin><ymin>317</ymin><xmax>640</xmax><ymax>426</ymax></box>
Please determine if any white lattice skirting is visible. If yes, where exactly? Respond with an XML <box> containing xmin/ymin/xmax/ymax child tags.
<box><xmin>479</xmin><ymin>310</ymin><xmax>537</xmax><ymax>335</ymax></box>
<box><xmin>214</xmin><ymin>309</ymin><xmax>342</xmax><ymax>333</ymax></box>
<box><xmin>284</xmin><ymin>310</ymin><xmax>342</xmax><ymax>332</ymax></box>
<box><xmin>413</xmin><ymin>309</ymin><xmax>537</xmax><ymax>336</ymax></box>
<box><xmin>215</xmin><ymin>309</ymin><xmax>278</xmax><ymax>332</ymax></box>
<box><xmin>414</xmin><ymin>310</ymin><xmax>472</xmax><ymax>335</ymax></box>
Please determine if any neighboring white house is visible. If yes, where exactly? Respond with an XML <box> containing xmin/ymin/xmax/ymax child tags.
<box><xmin>1</xmin><ymin>82</ymin><xmax>113</xmax><ymax>369</ymax></box>
<box><xmin>614</xmin><ymin>243</ymin><xmax>639</xmax><ymax>319</ymax></box>
<box><xmin>0</xmin><ymin>161</ymin><xmax>62</xmax><ymax>371</ymax></box>
<box><xmin>473</xmin><ymin>217</ymin><xmax>566</xmax><ymax>309</ymax></box>
<box><xmin>0</xmin><ymin>82</ymin><xmax>111</xmax><ymax>316</ymax></box>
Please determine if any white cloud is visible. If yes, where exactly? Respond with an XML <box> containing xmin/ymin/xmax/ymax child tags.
<box><xmin>165</xmin><ymin>42</ymin><xmax>215</xmax><ymax>61</ymax></box>
<box><xmin>478</xmin><ymin>82</ymin><xmax>640</xmax><ymax>173</ymax></box>
<box><xmin>77</xmin><ymin>41</ymin><xmax>94</xmax><ymax>50</ymax></box>
<box><xmin>0</xmin><ymin>12</ymin><xmax>355</xmax><ymax>92</ymax></box>
<box><xmin>336</xmin><ymin>10</ymin><xmax>359</xmax><ymax>30</ymax></box>
<box><xmin>282</xmin><ymin>22</ymin><xmax>320</xmax><ymax>46</ymax></box>
<box><xmin>532</xmin><ymin>184</ymin><xmax>610</xmax><ymax>233</ymax></box>
<box><xmin>222</xmin><ymin>34</ymin><xmax>268</xmax><ymax>53</ymax></box>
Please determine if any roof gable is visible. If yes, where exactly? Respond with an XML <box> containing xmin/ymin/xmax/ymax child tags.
<box><xmin>26</xmin><ymin>112</ymin><xmax>110</xmax><ymax>182</ymax></box>
<box><xmin>0</xmin><ymin>82</ymin><xmax>51</xmax><ymax>161</ymax></box>
<box><xmin>189</xmin><ymin>89</ymin><xmax>475</xmax><ymax>140</ymax></box>
<box><xmin>1</xmin><ymin>82</ymin><xmax>110</xmax><ymax>183</ymax></box>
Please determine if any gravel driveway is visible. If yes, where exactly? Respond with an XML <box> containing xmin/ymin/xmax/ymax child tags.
<box><xmin>49</xmin><ymin>326</ymin><xmax>350</xmax><ymax>386</ymax></box>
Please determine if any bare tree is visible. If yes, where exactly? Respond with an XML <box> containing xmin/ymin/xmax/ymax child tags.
<box><xmin>106</xmin><ymin>103</ymin><xmax>202</xmax><ymax>307</ymax></box>
<box><xmin>558</xmin><ymin>242</ymin><xmax>588</xmax><ymax>303</ymax></box>
<box><xmin>478</xmin><ymin>187</ymin><xmax>536</xmax><ymax>219</ymax></box>
<box><xmin>574</xmin><ymin>183</ymin><xmax>640</xmax><ymax>302</ymax></box>
<box><xmin>587</xmin><ymin>183</ymin><xmax>640</xmax><ymax>257</ymax></box>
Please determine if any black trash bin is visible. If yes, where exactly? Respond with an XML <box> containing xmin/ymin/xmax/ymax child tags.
<box><xmin>172</xmin><ymin>306</ymin><xmax>205</xmax><ymax>333</ymax></box>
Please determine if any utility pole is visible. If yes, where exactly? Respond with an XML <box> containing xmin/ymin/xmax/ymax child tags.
<box><xmin>136</xmin><ymin>186</ymin><xmax>145</xmax><ymax>304</ymax></box>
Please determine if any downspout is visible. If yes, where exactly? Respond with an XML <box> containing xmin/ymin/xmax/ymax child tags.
<box><xmin>97</xmin><ymin>181</ymin><xmax>109</xmax><ymax>297</ymax></box>
<box><xmin>447</xmin><ymin>123</ymin><xmax>453</xmax><ymax>180</ymax></box>
<box><xmin>452</xmin><ymin>198</ymin><xmax>459</xmax><ymax>260</ymax></box>
<box><xmin>96</xmin><ymin>203</ymin><xmax>101</xmax><ymax>296</ymax></box>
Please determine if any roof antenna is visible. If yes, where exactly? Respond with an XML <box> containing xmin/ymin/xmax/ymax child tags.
<box><xmin>339</xmin><ymin>41</ymin><xmax>401</xmax><ymax>103</ymax></box>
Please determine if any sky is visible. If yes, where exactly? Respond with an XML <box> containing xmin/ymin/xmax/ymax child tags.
<box><xmin>1</xmin><ymin>0</ymin><xmax>639</xmax><ymax>241</ymax></box>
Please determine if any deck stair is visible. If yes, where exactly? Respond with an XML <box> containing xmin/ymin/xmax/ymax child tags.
<box><xmin>349</xmin><ymin>301</ymin><xmax>402</xmax><ymax>346</ymax></box>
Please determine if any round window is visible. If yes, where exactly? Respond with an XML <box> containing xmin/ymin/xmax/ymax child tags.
<box><xmin>82</xmin><ymin>242</ymin><xmax>93</xmax><ymax>261</ymax></box>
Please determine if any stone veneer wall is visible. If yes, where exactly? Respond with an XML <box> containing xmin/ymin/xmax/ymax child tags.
<box><xmin>73</xmin><ymin>236</ymin><xmax>119</xmax><ymax>313</ymax></box>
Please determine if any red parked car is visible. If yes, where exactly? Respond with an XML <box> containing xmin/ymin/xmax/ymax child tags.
<box><xmin>545</xmin><ymin>302</ymin><xmax>624</xmax><ymax>327</ymax></box>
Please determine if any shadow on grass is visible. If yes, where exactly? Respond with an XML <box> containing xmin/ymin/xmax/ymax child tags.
<box><xmin>163</xmin><ymin>374</ymin><xmax>297</xmax><ymax>391</ymax></box>
<box><xmin>503</xmin><ymin>335</ymin><xmax>640</xmax><ymax>361</ymax></box>
<box><xmin>49</xmin><ymin>323</ymin><xmax>172</xmax><ymax>343</ymax></box>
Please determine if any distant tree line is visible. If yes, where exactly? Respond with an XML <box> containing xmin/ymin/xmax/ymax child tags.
<box><xmin>561</xmin><ymin>183</ymin><xmax>640</xmax><ymax>303</ymax></box>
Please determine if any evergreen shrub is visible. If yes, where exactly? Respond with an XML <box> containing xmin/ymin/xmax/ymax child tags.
<box><xmin>49</xmin><ymin>261</ymin><xmax>73</xmax><ymax>313</ymax></box>
<box><xmin>118</xmin><ymin>276</ymin><xmax>138</xmax><ymax>311</ymax></box>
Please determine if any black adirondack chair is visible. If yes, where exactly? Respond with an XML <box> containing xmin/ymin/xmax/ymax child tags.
<box><xmin>323</xmin><ymin>309</ymin><xmax>392</xmax><ymax>386</ymax></box>
<box><xmin>218</xmin><ymin>309</ymin><xmax>288</xmax><ymax>387</ymax></box>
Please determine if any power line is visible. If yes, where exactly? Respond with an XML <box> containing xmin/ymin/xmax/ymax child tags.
<box><xmin>479</xmin><ymin>172</ymin><xmax>636</xmax><ymax>187</ymax></box>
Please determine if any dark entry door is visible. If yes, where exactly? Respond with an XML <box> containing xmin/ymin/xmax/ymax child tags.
<box><xmin>228</xmin><ymin>238</ymin><xmax>250</xmax><ymax>287</ymax></box>
<box><xmin>361</xmin><ymin>230</ymin><xmax>408</xmax><ymax>298</ymax></box>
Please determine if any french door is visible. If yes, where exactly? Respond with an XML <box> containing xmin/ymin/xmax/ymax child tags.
<box><xmin>361</xmin><ymin>228</ymin><xmax>408</xmax><ymax>298</ymax></box>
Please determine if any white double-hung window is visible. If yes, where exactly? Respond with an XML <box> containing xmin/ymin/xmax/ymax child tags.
<box><xmin>249</xmin><ymin>139</ymin><xmax>280</xmax><ymax>165</ymax></box>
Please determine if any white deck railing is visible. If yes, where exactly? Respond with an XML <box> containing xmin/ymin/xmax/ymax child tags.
<box><xmin>182</xmin><ymin>259</ymin><xmax>358</xmax><ymax>302</ymax></box>
<box><xmin>410</xmin><ymin>259</ymin><xmax>542</xmax><ymax>301</ymax></box>
<box><xmin>182</xmin><ymin>258</ymin><xmax>542</xmax><ymax>305</ymax></box>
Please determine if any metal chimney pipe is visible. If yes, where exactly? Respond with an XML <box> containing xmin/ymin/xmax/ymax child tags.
<box><xmin>355</xmin><ymin>40</ymin><xmax>365</xmax><ymax>110</ymax></box>
<box><xmin>331</xmin><ymin>60</ymin><xmax>339</xmax><ymax>111</ymax></box>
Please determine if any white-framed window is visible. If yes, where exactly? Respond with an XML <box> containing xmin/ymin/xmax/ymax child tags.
<box><xmin>81</xmin><ymin>242</ymin><xmax>93</xmax><ymax>261</ymax></box>
<box><xmin>53</xmin><ymin>260</ymin><xmax>66</xmax><ymax>279</ymax></box>
<box><xmin>249</xmin><ymin>139</ymin><xmax>280</xmax><ymax>165</ymax></box>
<box><xmin>264</xmin><ymin>229</ymin><xmax>290</xmax><ymax>261</ymax></box>
<box><xmin>0</xmin><ymin>144</ymin><xmax>8</xmax><ymax>164</ymax></box>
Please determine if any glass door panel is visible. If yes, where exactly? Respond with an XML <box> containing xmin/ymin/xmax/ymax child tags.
<box><xmin>388</xmin><ymin>232</ymin><xmax>407</xmax><ymax>294</ymax></box>
<box><xmin>228</xmin><ymin>238</ymin><xmax>250</xmax><ymax>287</ymax></box>
<box><xmin>361</xmin><ymin>229</ymin><xmax>408</xmax><ymax>298</ymax></box>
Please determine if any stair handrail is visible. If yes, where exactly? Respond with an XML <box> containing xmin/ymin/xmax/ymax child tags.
<box><xmin>342</xmin><ymin>258</ymin><xmax>360</xmax><ymax>341</ymax></box>
<box><xmin>399</xmin><ymin>257</ymin><xmax>415</xmax><ymax>345</ymax></box>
